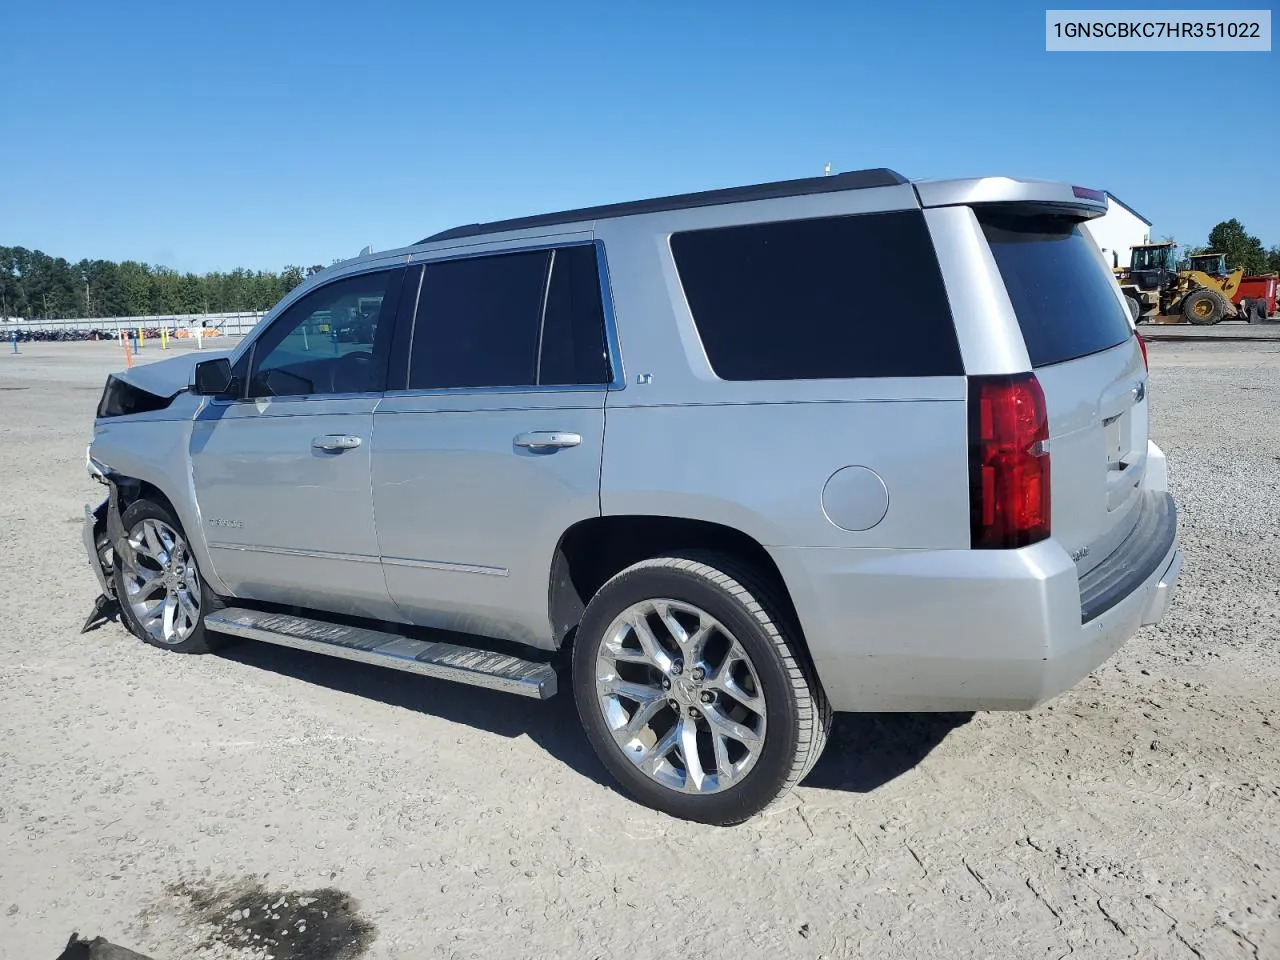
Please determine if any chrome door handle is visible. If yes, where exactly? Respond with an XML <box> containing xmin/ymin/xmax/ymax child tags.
<box><xmin>312</xmin><ymin>434</ymin><xmax>362</xmax><ymax>451</ymax></box>
<box><xmin>514</xmin><ymin>431</ymin><xmax>582</xmax><ymax>450</ymax></box>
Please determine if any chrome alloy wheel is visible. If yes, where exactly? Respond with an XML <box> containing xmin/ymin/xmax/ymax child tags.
<box><xmin>120</xmin><ymin>518</ymin><xmax>200</xmax><ymax>645</ymax></box>
<box><xmin>594</xmin><ymin>598</ymin><xmax>767</xmax><ymax>794</ymax></box>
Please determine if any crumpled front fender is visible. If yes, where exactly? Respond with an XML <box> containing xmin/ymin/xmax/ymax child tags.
<box><xmin>83</xmin><ymin>488</ymin><xmax>125</xmax><ymax>600</ymax></box>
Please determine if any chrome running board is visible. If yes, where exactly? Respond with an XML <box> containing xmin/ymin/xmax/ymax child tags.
<box><xmin>205</xmin><ymin>607</ymin><xmax>557</xmax><ymax>699</ymax></box>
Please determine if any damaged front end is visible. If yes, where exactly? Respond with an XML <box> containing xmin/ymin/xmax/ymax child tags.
<box><xmin>82</xmin><ymin>457</ymin><xmax>123</xmax><ymax>632</ymax></box>
<box><xmin>82</xmin><ymin>354</ymin><xmax>210</xmax><ymax>631</ymax></box>
<box><xmin>82</xmin><ymin>350</ymin><xmax>228</xmax><ymax>631</ymax></box>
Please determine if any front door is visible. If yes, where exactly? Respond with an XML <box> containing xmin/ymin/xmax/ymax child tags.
<box><xmin>191</xmin><ymin>266</ymin><xmax>405</xmax><ymax>621</ymax></box>
<box><xmin>372</xmin><ymin>241</ymin><xmax>615</xmax><ymax>648</ymax></box>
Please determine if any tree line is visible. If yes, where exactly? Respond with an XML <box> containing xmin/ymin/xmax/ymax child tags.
<box><xmin>0</xmin><ymin>246</ymin><xmax>329</xmax><ymax>320</ymax></box>
<box><xmin>4</xmin><ymin>218</ymin><xmax>1279</xmax><ymax>322</ymax></box>
<box><xmin>1196</xmin><ymin>220</ymin><xmax>1280</xmax><ymax>276</ymax></box>
<box><xmin>1167</xmin><ymin>220</ymin><xmax>1280</xmax><ymax>275</ymax></box>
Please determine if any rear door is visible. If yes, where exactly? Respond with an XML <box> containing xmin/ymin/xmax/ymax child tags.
<box><xmin>371</xmin><ymin>241</ymin><xmax>614</xmax><ymax>648</ymax></box>
<box><xmin>976</xmin><ymin>209</ymin><xmax>1147</xmax><ymax>574</ymax></box>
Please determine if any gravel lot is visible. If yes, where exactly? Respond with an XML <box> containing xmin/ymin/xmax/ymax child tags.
<box><xmin>1</xmin><ymin>339</ymin><xmax>1277</xmax><ymax>960</ymax></box>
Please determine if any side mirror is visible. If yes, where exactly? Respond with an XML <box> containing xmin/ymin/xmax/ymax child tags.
<box><xmin>192</xmin><ymin>358</ymin><xmax>234</xmax><ymax>396</ymax></box>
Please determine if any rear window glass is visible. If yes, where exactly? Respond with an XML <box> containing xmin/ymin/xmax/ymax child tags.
<box><xmin>979</xmin><ymin>212</ymin><xmax>1133</xmax><ymax>367</ymax></box>
<box><xmin>670</xmin><ymin>212</ymin><xmax>962</xmax><ymax>381</ymax></box>
<box><xmin>539</xmin><ymin>245</ymin><xmax>611</xmax><ymax>386</ymax></box>
<box><xmin>405</xmin><ymin>245</ymin><xmax>613</xmax><ymax>390</ymax></box>
<box><xmin>410</xmin><ymin>250</ymin><xmax>548</xmax><ymax>390</ymax></box>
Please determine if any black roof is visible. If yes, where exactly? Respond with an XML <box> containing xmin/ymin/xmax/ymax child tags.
<box><xmin>417</xmin><ymin>168</ymin><xmax>909</xmax><ymax>244</ymax></box>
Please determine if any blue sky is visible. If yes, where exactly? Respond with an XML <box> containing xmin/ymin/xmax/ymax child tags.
<box><xmin>3</xmin><ymin>0</ymin><xmax>1276</xmax><ymax>272</ymax></box>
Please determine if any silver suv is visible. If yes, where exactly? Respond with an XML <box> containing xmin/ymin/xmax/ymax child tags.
<box><xmin>83</xmin><ymin>169</ymin><xmax>1181</xmax><ymax>824</ymax></box>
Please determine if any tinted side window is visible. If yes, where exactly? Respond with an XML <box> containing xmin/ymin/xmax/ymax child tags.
<box><xmin>410</xmin><ymin>250</ymin><xmax>549</xmax><ymax>390</ymax></box>
<box><xmin>539</xmin><ymin>246</ymin><xmax>610</xmax><ymax>386</ymax></box>
<box><xmin>247</xmin><ymin>270</ymin><xmax>396</xmax><ymax>398</ymax></box>
<box><xmin>670</xmin><ymin>212</ymin><xmax>961</xmax><ymax>381</ymax></box>
<box><xmin>978</xmin><ymin>211</ymin><xmax>1133</xmax><ymax>368</ymax></box>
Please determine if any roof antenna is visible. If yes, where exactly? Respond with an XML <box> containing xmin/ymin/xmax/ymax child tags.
<box><xmin>823</xmin><ymin>162</ymin><xmax>831</xmax><ymax>176</ymax></box>
<box><xmin>359</xmin><ymin>244</ymin><xmax>373</xmax><ymax>257</ymax></box>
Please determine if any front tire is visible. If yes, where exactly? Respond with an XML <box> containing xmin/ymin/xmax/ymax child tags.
<box><xmin>1182</xmin><ymin>288</ymin><xmax>1226</xmax><ymax>325</ymax></box>
<box><xmin>572</xmin><ymin>554</ymin><xmax>830</xmax><ymax>825</ymax></box>
<box><xmin>114</xmin><ymin>498</ymin><xmax>224</xmax><ymax>654</ymax></box>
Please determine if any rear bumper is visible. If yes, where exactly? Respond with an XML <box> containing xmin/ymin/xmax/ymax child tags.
<box><xmin>1080</xmin><ymin>490</ymin><xmax>1176</xmax><ymax>623</ymax></box>
<box><xmin>1038</xmin><ymin>537</ymin><xmax>1179</xmax><ymax>703</ymax></box>
<box><xmin>773</xmin><ymin>484</ymin><xmax>1180</xmax><ymax>713</ymax></box>
<box><xmin>1143</xmin><ymin>547</ymin><xmax>1181</xmax><ymax>627</ymax></box>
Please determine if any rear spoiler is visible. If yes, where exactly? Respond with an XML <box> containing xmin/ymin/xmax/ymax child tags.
<box><xmin>913</xmin><ymin>177</ymin><xmax>1108</xmax><ymax>220</ymax></box>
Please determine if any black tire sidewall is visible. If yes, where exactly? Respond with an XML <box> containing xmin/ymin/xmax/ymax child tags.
<box><xmin>573</xmin><ymin>561</ymin><xmax>802</xmax><ymax>824</ymax></box>
<box><xmin>1183</xmin><ymin>290</ymin><xmax>1221</xmax><ymax>325</ymax></box>
<box><xmin>114</xmin><ymin>498</ymin><xmax>220</xmax><ymax>653</ymax></box>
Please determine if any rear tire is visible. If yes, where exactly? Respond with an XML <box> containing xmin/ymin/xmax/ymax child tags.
<box><xmin>1182</xmin><ymin>289</ymin><xmax>1226</xmax><ymax>325</ymax></box>
<box><xmin>572</xmin><ymin>552</ymin><xmax>830</xmax><ymax>825</ymax></box>
<box><xmin>114</xmin><ymin>498</ymin><xmax>225</xmax><ymax>654</ymax></box>
<box><xmin>1124</xmin><ymin>295</ymin><xmax>1142</xmax><ymax>324</ymax></box>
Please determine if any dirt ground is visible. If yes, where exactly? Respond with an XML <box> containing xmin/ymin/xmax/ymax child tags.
<box><xmin>1</xmin><ymin>340</ymin><xmax>1277</xmax><ymax>960</ymax></box>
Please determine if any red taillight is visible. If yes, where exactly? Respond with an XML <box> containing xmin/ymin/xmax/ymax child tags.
<box><xmin>1136</xmin><ymin>331</ymin><xmax>1148</xmax><ymax>370</ymax></box>
<box><xmin>969</xmin><ymin>374</ymin><xmax>1051</xmax><ymax>549</ymax></box>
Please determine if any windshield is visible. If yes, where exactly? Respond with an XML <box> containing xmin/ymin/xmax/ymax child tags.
<box><xmin>1190</xmin><ymin>255</ymin><xmax>1226</xmax><ymax>275</ymax></box>
<box><xmin>1130</xmin><ymin>246</ymin><xmax>1174</xmax><ymax>270</ymax></box>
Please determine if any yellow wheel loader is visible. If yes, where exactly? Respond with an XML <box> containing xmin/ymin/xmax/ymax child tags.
<box><xmin>1115</xmin><ymin>243</ymin><xmax>1245</xmax><ymax>325</ymax></box>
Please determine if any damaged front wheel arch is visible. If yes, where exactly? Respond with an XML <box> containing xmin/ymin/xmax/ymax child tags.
<box><xmin>82</xmin><ymin>474</ymin><xmax>172</xmax><ymax>633</ymax></box>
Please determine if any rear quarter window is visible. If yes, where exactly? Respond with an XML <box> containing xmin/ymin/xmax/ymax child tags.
<box><xmin>978</xmin><ymin>211</ymin><xmax>1133</xmax><ymax>368</ymax></box>
<box><xmin>670</xmin><ymin>211</ymin><xmax>962</xmax><ymax>381</ymax></box>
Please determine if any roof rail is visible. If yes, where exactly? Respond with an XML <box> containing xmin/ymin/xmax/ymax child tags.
<box><xmin>417</xmin><ymin>167</ymin><xmax>909</xmax><ymax>244</ymax></box>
